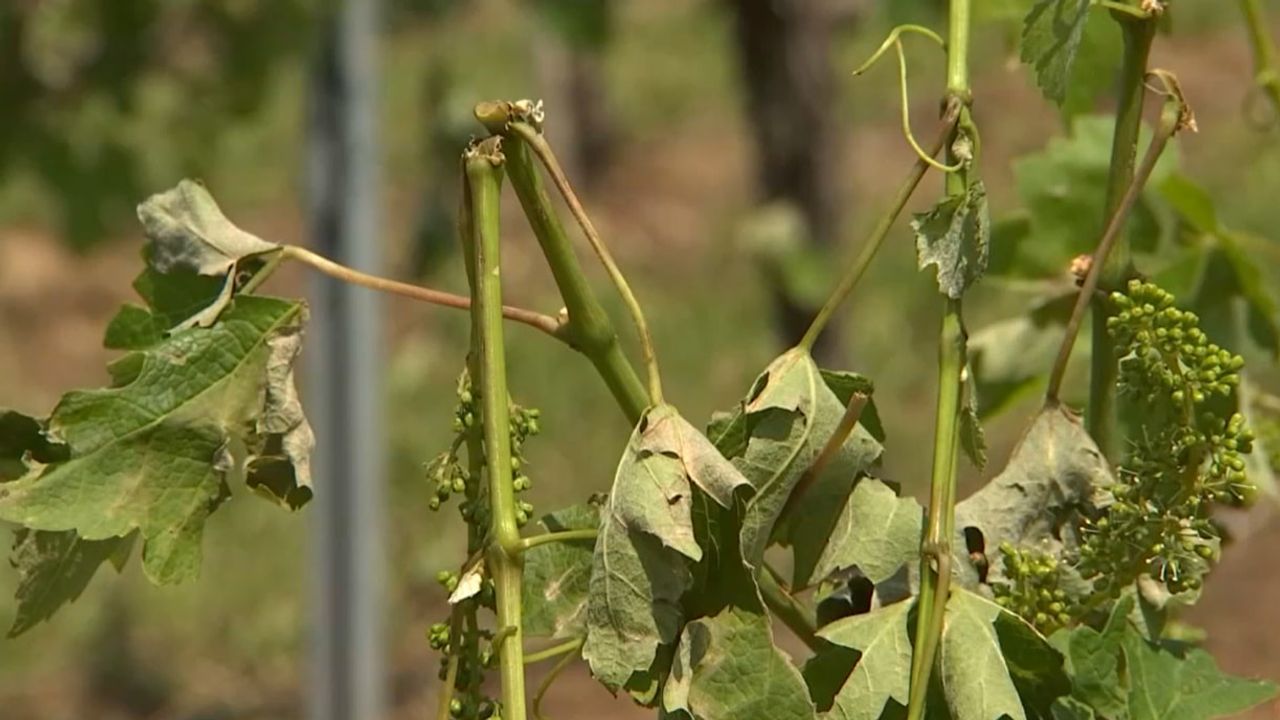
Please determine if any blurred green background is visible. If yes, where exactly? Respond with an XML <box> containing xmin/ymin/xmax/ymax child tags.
<box><xmin>2</xmin><ymin>1</ymin><xmax>1279</xmax><ymax>718</ymax></box>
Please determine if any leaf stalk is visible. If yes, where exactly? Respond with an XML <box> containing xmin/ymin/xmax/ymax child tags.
<box><xmin>523</xmin><ymin>637</ymin><xmax>584</xmax><ymax>665</ymax></box>
<box><xmin>273</xmin><ymin>244</ymin><xmax>564</xmax><ymax>338</ymax></box>
<box><xmin>532</xmin><ymin>637</ymin><xmax>584</xmax><ymax>720</ymax></box>
<box><xmin>518</xmin><ymin>529</ymin><xmax>598</xmax><ymax>553</ymax></box>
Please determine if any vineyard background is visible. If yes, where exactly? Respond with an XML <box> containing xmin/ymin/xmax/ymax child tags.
<box><xmin>1</xmin><ymin>1</ymin><xmax>1279</xmax><ymax>718</ymax></box>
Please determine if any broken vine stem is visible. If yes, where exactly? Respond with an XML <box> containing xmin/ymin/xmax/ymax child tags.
<box><xmin>465</xmin><ymin>140</ymin><xmax>528</xmax><ymax>720</ymax></box>
<box><xmin>507</xmin><ymin>120</ymin><xmax>665</xmax><ymax>407</ymax></box>
<box><xmin>501</xmin><ymin>122</ymin><xmax>650</xmax><ymax>424</ymax></box>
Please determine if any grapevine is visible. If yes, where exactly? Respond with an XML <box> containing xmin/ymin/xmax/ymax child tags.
<box><xmin>2</xmin><ymin>2</ymin><xmax>1279</xmax><ymax>720</ymax></box>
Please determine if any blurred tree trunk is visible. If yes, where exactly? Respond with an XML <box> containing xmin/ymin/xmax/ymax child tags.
<box><xmin>729</xmin><ymin>0</ymin><xmax>844</xmax><ymax>359</ymax></box>
<box><xmin>531</xmin><ymin>2</ymin><xmax>616</xmax><ymax>189</ymax></box>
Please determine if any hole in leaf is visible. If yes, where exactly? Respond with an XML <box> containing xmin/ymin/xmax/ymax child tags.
<box><xmin>963</xmin><ymin>526</ymin><xmax>989</xmax><ymax>583</ymax></box>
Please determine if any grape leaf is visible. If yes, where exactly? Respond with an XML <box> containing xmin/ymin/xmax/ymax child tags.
<box><xmin>816</xmin><ymin>598</ymin><xmax>914</xmax><ymax>720</ymax></box>
<box><xmin>1020</xmin><ymin>0</ymin><xmax>1091</xmax><ymax>106</ymax></box>
<box><xmin>0</xmin><ymin>295</ymin><xmax>313</xmax><ymax>587</ymax></box>
<box><xmin>796</xmin><ymin>478</ymin><xmax>923</xmax><ymax>589</ymax></box>
<box><xmin>1051</xmin><ymin>593</ymin><xmax>1275</xmax><ymax>720</ymax></box>
<box><xmin>819</xmin><ymin>369</ymin><xmax>886</xmax><ymax>444</ymax></box>
<box><xmin>584</xmin><ymin>404</ymin><xmax>749</xmax><ymax>690</ymax></box>
<box><xmin>1052</xmin><ymin>696</ymin><xmax>1099</xmax><ymax>719</ymax></box>
<box><xmin>140</xmin><ymin>179</ymin><xmax>279</xmax><ymax>278</ymax></box>
<box><xmin>663</xmin><ymin>604</ymin><xmax>816</xmax><ymax>720</ymax></box>
<box><xmin>1159</xmin><ymin>173</ymin><xmax>1220</xmax><ymax>235</ymax></box>
<box><xmin>7</xmin><ymin>529</ymin><xmax>136</xmax><ymax>637</ymax></box>
<box><xmin>136</xmin><ymin>180</ymin><xmax>280</xmax><ymax>329</ymax></box>
<box><xmin>1050</xmin><ymin>595</ymin><xmax>1133</xmax><ymax>718</ymax></box>
<box><xmin>942</xmin><ymin>587</ymin><xmax>1068</xmax><ymax>720</ymax></box>
<box><xmin>584</xmin><ymin>520</ymin><xmax>689</xmax><ymax>691</ymax></box>
<box><xmin>913</xmin><ymin>182</ymin><xmax>991</xmax><ymax>299</ymax></box>
<box><xmin>994</xmin><ymin>596</ymin><xmax>1073</xmax><ymax>716</ymax></box>
<box><xmin>714</xmin><ymin>350</ymin><xmax>884</xmax><ymax>572</ymax></box>
<box><xmin>997</xmin><ymin>116</ymin><xmax>1175</xmax><ymax>279</ymax></box>
<box><xmin>1122</xmin><ymin>631</ymin><xmax>1277</xmax><ymax>720</ymax></box>
<box><xmin>1158</xmin><ymin>173</ymin><xmax>1280</xmax><ymax>358</ymax></box>
<box><xmin>954</xmin><ymin>407</ymin><xmax>1113</xmax><ymax>588</ymax></box>
<box><xmin>1059</xmin><ymin>11</ymin><xmax>1121</xmax><ymax>119</ymax></box>
<box><xmin>959</xmin><ymin>369</ymin><xmax>987</xmax><ymax>470</ymax></box>
<box><xmin>1198</xmin><ymin>234</ymin><xmax>1280</xmax><ymax>358</ymax></box>
<box><xmin>522</xmin><ymin>503</ymin><xmax>599</xmax><ymax>639</ymax></box>
<box><xmin>104</xmin><ymin>263</ymin><xmax>231</xmax><ymax>351</ymax></box>
<box><xmin>969</xmin><ymin>291</ymin><xmax>1076</xmax><ymax>419</ymax></box>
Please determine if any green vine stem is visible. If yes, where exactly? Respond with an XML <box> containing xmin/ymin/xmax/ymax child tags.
<box><xmin>1046</xmin><ymin>94</ymin><xmax>1185</xmax><ymax>404</ymax></box>
<box><xmin>501</xmin><ymin>128</ymin><xmax>650</xmax><ymax>424</ymax></box>
<box><xmin>798</xmin><ymin>99</ymin><xmax>961</xmax><ymax>351</ymax></box>
<box><xmin>1087</xmin><ymin>12</ymin><xmax>1156</xmax><ymax>459</ymax></box>
<box><xmin>906</xmin><ymin>300</ymin><xmax>964</xmax><ymax>720</ymax></box>
<box><xmin>466</xmin><ymin>140</ymin><xmax>528</xmax><ymax>720</ymax></box>
<box><xmin>508</xmin><ymin>120</ymin><xmax>664</xmax><ymax>406</ymax></box>
<box><xmin>907</xmin><ymin>3</ymin><xmax>973</xmax><ymax>718</ymax></box>
<box><xmin>1239</xmin><ymin>0</ymin><xmax>1280</xmax><ymax>123</ymax></box>
<box><xmin>458</xmin><ymin>163</ymin><xmax>490</xmax><ymax>717</ymax></box>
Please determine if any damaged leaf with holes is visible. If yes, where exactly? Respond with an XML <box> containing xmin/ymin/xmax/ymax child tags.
<box><xmin>583</xmin><ymin>404</ymin><xmax>749</xmax><ymax>690</ymax></box>
<box><xmin>0</xmin><ymin>286</ymin><xmax>313</xmax><ymax>631</ymax></box>
<box><xmin>708</xmin><ymin>349</ymin><xmax>884</xmax><ymax>582</ymax></box>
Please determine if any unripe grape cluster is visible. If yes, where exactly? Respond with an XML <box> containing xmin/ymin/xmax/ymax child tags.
<box><xmin>428</xmin><ymin>372</ymin><xmax>543</xmax><ymax>529</ymax></box>
<box><xmin>991</xmin><ymin>544</ymin><xmax>1077</xmax><ymax>635</ymax></box>
<box><xmin>426</xmin><ymin>369</ymin><xmax>541</xmax><ymax>719</ymax></box>
<box><xmin>1108</xmin><ymin>280</ymin><xmax>1243</xmax><ymax>411</ymax></box>
<box><xmin>508</xmin><ymin>403</ymin><xmax>541</xmax><ymax>528</ymax></box>
<box><xmin>1076</xmin><ymin>280</ymin><xmax>1255</xmax><ymax>597</ymax></box>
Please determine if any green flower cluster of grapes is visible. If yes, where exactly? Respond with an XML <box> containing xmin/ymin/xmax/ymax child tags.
<box><xmin>508</xmin><ymin>403</ymin><xmax>540</xmax><ymax>527</ymax></box>
<box><xmin>1077</xmin><ymin>280</ymin><xmax>1254</xmax><ymax>596</ymax></box>
<box><xmin>425</xmin><ymin>369</ymin><xmax>539</xmax><ymax>720</ymax></box>
<box><xmin>992</xmin><ymin>543</ymin><xmax>1077</xmax><ymax>635</ymax></box>
<box><xmin>428</xmin><ymin>372</ymin><xmax>541</xmax><ymax>529</ymax></box>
